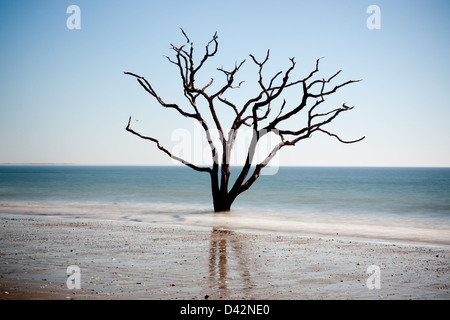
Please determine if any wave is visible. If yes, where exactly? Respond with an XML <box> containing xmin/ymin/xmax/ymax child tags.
<box><xmin>1</xmin><ymin>200</ymin><xmax>449</xmax><ymax>246</ymax></box>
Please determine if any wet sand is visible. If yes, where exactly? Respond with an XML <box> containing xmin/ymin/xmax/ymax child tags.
<box><xmin>0</xmin><ymin>215</ymin><xmax>449</xmax><ymax>300</ymax></box>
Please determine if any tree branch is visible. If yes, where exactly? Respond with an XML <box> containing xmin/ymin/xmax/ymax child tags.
<box><xmin>124</xmin><ymin>72</ymin><xmax>197</xmax><ymax>119</ymax></box>
<box><xmin>237</xmin><ymin>140</ymin><xmax>285</xmax><ymax>195</ymax></box>
<box><xmin>180</xmin><ymin>27</ymin><xmax>190</xmax><ymax>43</ymax></box>
<box><xmin>315</xmin><ymin>128</ymin><xmax>365</xmax><ymax>144</ymax></box>
<box><xmin>124</xmin><ymin>71</ymin><xmax>219</xmax><ymax>167</ymax></box>
<box><xmin>125</xmin><ymin>116</ymin><xmax>211</xmax><ymax>173</ymax></box>
<box><xmin>194</xmin><ymin>31</ymin><xmax>218</xmax><ymax>75</ymax></box>
<box><xmin>212</xmin><ymin>60</ymin><xmax>246</xmax><ymax>99</ymax></box>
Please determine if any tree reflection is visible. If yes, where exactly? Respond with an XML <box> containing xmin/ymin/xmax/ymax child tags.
<box><xmin>208</xmin><ymin>228</ymin><xmax>253</xmax><ymax>298</ymax></box>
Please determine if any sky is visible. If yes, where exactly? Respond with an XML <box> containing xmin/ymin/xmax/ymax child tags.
<box><xmin>0</xmin><ymin>0</ymin><xmax>449</xmax><ymax>167</ymax></box>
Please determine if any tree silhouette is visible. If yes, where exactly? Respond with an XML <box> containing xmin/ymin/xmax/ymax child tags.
<box><xmin>125</xmin><ymin>29</ymin><xmax>364</xmax><ymax>212</ymax></box>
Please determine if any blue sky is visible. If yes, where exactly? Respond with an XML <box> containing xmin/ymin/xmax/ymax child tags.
<box><xmin>0</xmin><ymin>0</ymin><xmax>449</xmax><ymax>167</ymax></box>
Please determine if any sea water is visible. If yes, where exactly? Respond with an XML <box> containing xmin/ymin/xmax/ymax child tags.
<box><xmin>1</xmin><ymin>165</ymin><xmax>449</xmax><ymax>244</ymax></box>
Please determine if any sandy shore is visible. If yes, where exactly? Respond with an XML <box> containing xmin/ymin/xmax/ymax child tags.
<box><xmin>0</xmin><ymin>214</ymin><xmax>449</xmax><ymax>300</ymax></box>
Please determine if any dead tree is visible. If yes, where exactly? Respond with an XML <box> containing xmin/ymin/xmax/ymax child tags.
<box><xmin>125</xmin><ymin>29</ymin><xmax>364</xmax><ymax>212</ymax></box>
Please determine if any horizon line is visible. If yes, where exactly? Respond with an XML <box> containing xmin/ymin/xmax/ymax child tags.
<box><xmin>1</xmin><ymin>163</ymin><xmax>450</xmax><ymax>169</ymax></box>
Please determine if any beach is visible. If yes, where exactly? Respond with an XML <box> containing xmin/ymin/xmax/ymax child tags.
<box><xmin>0</xmin><ymin>214</ymin><xmax>448</xmax><ymax>300</ymax></box>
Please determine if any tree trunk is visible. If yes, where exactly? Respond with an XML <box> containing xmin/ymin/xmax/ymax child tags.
<box><xmin>210</xmin><ymin>169</ymin><xmax>232</xmax><ymax>212</ymax></box>
<box><xmin>212</xmin><ymin>192</ymin><xmax>232</xmax><ymax>212</ymax></box>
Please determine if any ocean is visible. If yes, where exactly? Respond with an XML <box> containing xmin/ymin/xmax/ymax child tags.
<box><xmin>1</xmin><ymin>165</ymin><xmax>449</xmax><ymax>245</ymax></box>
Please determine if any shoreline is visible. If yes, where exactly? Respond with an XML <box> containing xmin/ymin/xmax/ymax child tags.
<box><xmin>0</xmin><ymin>214</ymin><xmax>449</xmax><ymax>300</ymax></box>
<box><xmin>1</xmin><ymin>202</ymin><xmax>449</xmax><ymax>247</ymax></box>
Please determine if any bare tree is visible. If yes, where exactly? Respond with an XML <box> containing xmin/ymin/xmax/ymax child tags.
<box><xmin>125</xmin><ymin>29</ymin><xmax>364</xmax><ymax>212</ymax></box>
